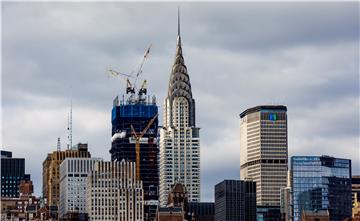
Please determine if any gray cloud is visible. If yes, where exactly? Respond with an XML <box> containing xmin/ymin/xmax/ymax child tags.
<box><xmin>2</xmin><ymin>2</ymin><xmax>359</xmax><ymax>202</ymax></box>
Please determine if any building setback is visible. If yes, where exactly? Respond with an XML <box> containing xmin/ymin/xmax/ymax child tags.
<box><xmin>59</xmin><ymin>157</ymin><xmax>102</xmax><ymax>218</ymax></box>
<box><xmin>1</xmin><ymin>150</ymin><xmax>29</xmax><ymax>198</ymax></box>
<box><xmin>214</xmin><ymin>180</ymin><xmax>256</xmax><ymax>221</ymax></box>
<box><xmin>159</xmin><ymin>11</ymin><xmax>200</xmax><ymax>206</ymax></box>
<box><xmin>86</xmin><ymin>160</ymin><xmax>143</xmax><ymax>221</ymax></box>
<box><xmin>291</xmin><ymin>156</ymin><xmax>352</xmax><ymax>221</ymax></box>
<box><xmin>240</xmin><ymin>105</ymin><xmax>288</xmax><ymax>206</ymax></box>
<box><xmin>42</xmin><ymin>143</ymin><xmax>91</xmax><ymax>206</ymax></box>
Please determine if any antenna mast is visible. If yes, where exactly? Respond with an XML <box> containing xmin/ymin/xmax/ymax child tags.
<box><xmin>57</xmin><ymin>137</ymin><xmax>61</xmax><ymax>151</ymax></box>
<box><xmin>67</xmin><ymin>96</ymin><xmax>73</xmax><ymax>150</ymax></box>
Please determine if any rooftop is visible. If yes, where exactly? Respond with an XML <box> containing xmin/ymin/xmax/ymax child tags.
<box><xmin>240</xmin><ymin>105</ymin><xmax>287</xmax><ymax>118</ymax></box>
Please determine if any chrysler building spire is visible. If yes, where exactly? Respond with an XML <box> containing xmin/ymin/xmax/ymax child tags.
<box><xmin>159</xmin><ymin>8</ymin><xmax>201</xmax><ymax>206</ymax></box>
<box><xmin>177</xmin><ymin>6</ymin><xmax>181</xmax><ymax>45</ymax></box>
<box><xmin>167</xmin><ymin>7</ymin><xmax>195</xmax><ymax>128</ymax></box>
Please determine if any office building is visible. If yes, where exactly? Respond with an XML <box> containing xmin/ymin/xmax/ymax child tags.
<box><xmin>240</xmin><ymin>105</ymin><xmax>288</xmax><ymax>206</ymax></box>
<box><xmin>280</xmin><ymin>170</ymin><xmax>292</xmax><ymax>221</ymax></box>
<box><xmin>256</xmin><ymin>206</ymin><xmax>281</xmax><ymax>221</ymax></box>
<box><xmin>353</xmin><ymin>193</ymin><xmax>360</xmax><ymax>219</ymax></box>
<box><xmin>214</xmin><ymin>180</ymin><xmax>256</xmax><ymax>221</ymax></box>
<box><xmin>86</xmin><ymin>160</ymin><xmax>143</xmax><ymax>221</ymax></box>
<box><xmin>59</xmin><ymin>157</ymin><xmax>101</xmax><ymax>218</ymax></box>
<box><xmin>353</xmin><ymin>176</ymin><xmax>360</xmax><ymax>207</ymax></box>
<box><xmin>1</xmin><ymin>150</ymin><xmax>30</xmax><ymax>198</ymax></box>
<box><xmin>0</xmin><ymin>176</ymin><xmax>40</xmax><ymax>220</ymax></box>
<box><xmin>188</xmin><ymin>202</ymin><xmax>215</xmax><ymax>221</ymax></box>
<box><xmin>42</xmin><ymin>143</ymin><xmax>91</xmax><ymax>206</ymax></box>
<box><xmin>280</xmin><ymin>187</ymin><xmax>292</xmax><ymax>221</ymax></box>
<box><xmin>291</xmin><ymin>156</ymin><xmax>352</xmax><ymax>221</ymax></box>
<box><xmin>159</xmin><ymin>11</ymin><xmax>200</xmax><ymax>206</ymax></box>
<box><xmin>110</xmin><ymin>86</ymin><xmax>158</xmax><ymax>220</ymax></box>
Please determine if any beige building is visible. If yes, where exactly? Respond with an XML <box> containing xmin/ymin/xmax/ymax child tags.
<box><xmin>353</xmin><ymin>176</ymin><xmax>360</xmax><ymax>206</ymax></box>
<box><xmin>240</xmin><ymin>105</ymin><xmax>288</xmax><ymax>206</ymax></box>
<box><xmin>86</xmin><ymin>160</ymin><xmax>144</xmax><ymax>221</ymax></box>
<box><xmin>42</xmin><ymin>143</ymin><xmax>91</xmax><ymax>206</ymax></box>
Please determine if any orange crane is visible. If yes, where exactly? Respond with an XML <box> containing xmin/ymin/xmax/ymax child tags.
<box><xmin>130</xmin><ymin>113</ymin><xmax>158</xmax><ymax>180</ymax></box>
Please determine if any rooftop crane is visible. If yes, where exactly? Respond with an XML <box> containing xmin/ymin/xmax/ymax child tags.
<box><xmin>130</xmin><ymin>113</ymin><xmax>158</xmax><ymax>181</ymax></box>
<box><xmin>107</xmin><ymin>44</ymin><xmax>152</xmax><ymax>101</ymax></box>
<box><xmin>107</xmin><ymin>69</ymin><xmax>135</xmax><ymax>94</ymax></box>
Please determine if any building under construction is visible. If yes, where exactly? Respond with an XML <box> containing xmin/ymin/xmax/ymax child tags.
<box><xmin>109</xmin><ymin>52</ymin><xmax>159</xmax><ymax>220</ymax></box>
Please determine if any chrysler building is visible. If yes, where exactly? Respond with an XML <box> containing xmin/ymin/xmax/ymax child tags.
<box><xmin>159</xmin><ymin>10</ymin><xmax>200</xmax><ymax>205</ymax></box>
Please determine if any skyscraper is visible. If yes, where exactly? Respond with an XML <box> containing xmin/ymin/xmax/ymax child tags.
<box><xmin>214</xmin><ymin>180</ymin><xmax>256</xmax><ymax>221</ymax></box>
<box><xmin>291</xmin><ymin>155</ymin><xmax>352</xmax><ymax>221</ymax></box>
<box><xmin>86</xmin><ymin>160</ymin><xmax>144</xmax><ymax>221</ymax></box>
<box><xmin>59</xmin><ymin>157</ymin><xmax>102</xmax><ymax>218</ymax></box>
<box><xmin>42</xmin><ymin>143</ymin><xmax>91</xmax><ymax>206</ymax></box>
<box><xmin>240</xmin><ymin>105</ymin><xmax>288</xmax><ymax>206</ymax></box>
<box><xmin>188</xmin><ymin>202</ymin><xmax>215</xmax><ymax>221</ymax></box>
<box><xmin>159</xmin><ymin>10</ymin><xmax>200</xmax><ymax>206</ymax></box>
<box><xmin>109</xmin><ymin>86</ymin><xmax>158</xmax><ymax>220</ymax></box>
<box><xmin>1</xmin><ymin>150</ymin><xmax>30</xmax><ymax>198</ymax></box>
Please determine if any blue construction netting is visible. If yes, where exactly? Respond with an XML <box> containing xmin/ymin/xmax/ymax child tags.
<box><xmin>112</xmin><ymin>103</ymin><xmax>158</xmax><ymax>122</ymax></box>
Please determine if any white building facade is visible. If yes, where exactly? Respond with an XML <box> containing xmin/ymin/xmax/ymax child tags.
<box><xmin>59</xmin><ymin>157</ymin><xmax>101</xmax><ymax>218</ymax></box>
<box><xmin>86</xmin><ymin>160</ymin><xmax>144</xmax><ymax>221</ymax></box>
<box><xmin>159</xmin><ymin>22</ymin><xmax>200</xmax><ymax>205</ymax></box>
<box><xmin>240</xmin><ymin>105</ymin><xmax>288</xmax><ymax>206</ymax></box>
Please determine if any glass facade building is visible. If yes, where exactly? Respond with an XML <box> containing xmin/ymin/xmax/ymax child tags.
<box><xmin>1</xmin><ymin>150</ymin><xmax>29</xmax><ymax>198</ymax></box>
<box><xmin>291</xmin><ymin>156</ymin><xmax>352</xmax><ymax>221</ymax></box>
<box><xmin>215</xmin><ymin>180</ymin><xmax>256</xmax><ymax>221</ymax></box>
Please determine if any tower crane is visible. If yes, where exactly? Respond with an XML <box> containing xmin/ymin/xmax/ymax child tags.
<box><xmin>107</xmin><ymin>69</ymin><xmax>135</xmax><ymax>94</ymax></box>
<box><xmin>107</xmin><ymin>44</ymin><xmax>152</xmax><ymax>102</ymax></box>
<box><xmin>130</xmin><ymin>113</ymin><xmax>158</xmax><ymax>181</ymax></box>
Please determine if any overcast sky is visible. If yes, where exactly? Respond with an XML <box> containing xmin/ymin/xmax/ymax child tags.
<box><xmin>2</xmin><ymin>2</ymin><xmax>359</xmax><ymax>202</ymax></box>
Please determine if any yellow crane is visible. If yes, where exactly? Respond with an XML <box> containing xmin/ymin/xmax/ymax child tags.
<box><xmin>130</xmin><ymin>113</ymin><xmax>158</xmax><ymax>180</ymax></box>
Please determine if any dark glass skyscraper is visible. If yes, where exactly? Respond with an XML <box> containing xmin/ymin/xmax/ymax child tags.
<box><xmin>1</xmin><ymin>150</ymin><xmax>29</xmax><ymax>198</ymax></box>
<box><xmin>214</xmin><ymin>180</ymin><xmax>256</xmax><ymax>221</ymax></box>
<box><xmin>291</xmin><ymin>155</ymin><xmax>352</xmax><ymax>221</ymax></box>
<box><xmin>188</xmin><ymin>202</ymin><xmax>215</xmax><ymax>221</ymax></box>
<box><xmin>110</xmin><ymin>94</ymin><xmax>158</xmax><ymax>221</ymax></box>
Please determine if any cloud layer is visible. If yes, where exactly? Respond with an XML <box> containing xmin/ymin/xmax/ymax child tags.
<box><xmin>2</xmin><ymin>2</ymin><xmax>359</xmax><ymax>202</ymax></box>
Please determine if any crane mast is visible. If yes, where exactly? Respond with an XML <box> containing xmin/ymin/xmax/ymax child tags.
<box><xmin>130</xmin><ymin>113</ymin><xmax>158</xmax><ymax>181</ymax></box>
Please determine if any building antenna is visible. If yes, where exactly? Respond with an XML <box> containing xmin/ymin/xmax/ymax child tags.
<box><xmin>57</xmin><ymin>137</ymin><xmax>61</xmax><ymax>151</ymax></box>
<box><xmin>178</xmin><ymin>5</ymin><xmax>180</xmax><ymax>37</ymax></box>
<box><xmin>67</xmin><ymin>91</ymin><xmax>73</xmax><ymax>150</ymax></box>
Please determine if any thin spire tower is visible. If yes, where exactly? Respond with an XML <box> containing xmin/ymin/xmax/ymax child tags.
<box><xmin>159</xmin><ymin>7</ymin><xmax>201</xmax><ymax>205</ymax></box>
<box><xmin>178</xmin><ymin>6</ymin><xmax>180</xmax><ymax>37</ymax></box>
<box><xmin>177</xmin><ymin>6</ymin><xmax>181</xmax><ymax>45</ymax></box>
<box><xmin>57</xmin><ymin>137</ymin><xmax>61</xmax><ymax>151</ymax></box>
<box><xmin>67</xmin><ymin>96</ymin><xmax>73</xmax><ymax>150</ymax></box>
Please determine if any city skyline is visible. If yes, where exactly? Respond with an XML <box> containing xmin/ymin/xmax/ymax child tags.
<box><xmin>2</xmin><ymin>2</ymin><xmax>359</xmax><ymax>202</ymax></box>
